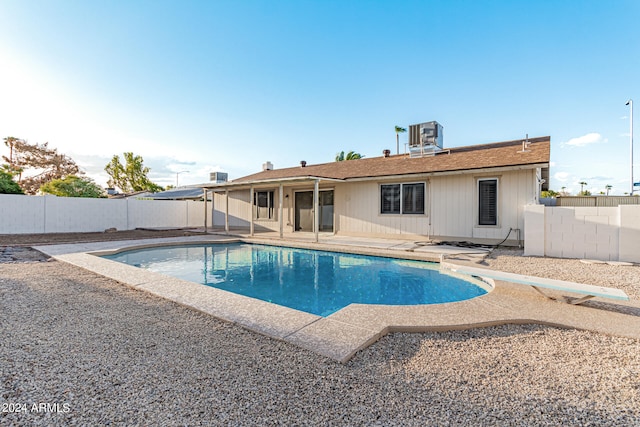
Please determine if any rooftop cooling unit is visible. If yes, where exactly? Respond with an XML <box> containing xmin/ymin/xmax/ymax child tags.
<box><xmin>209</xmin><ymin>172</ymin><xmax>228</xmax><ymax>183</ymax></box>
<box><xmin>408</xmin><ymin>121</ymin><xmax>443</xmax><ymax>157</ymax></box>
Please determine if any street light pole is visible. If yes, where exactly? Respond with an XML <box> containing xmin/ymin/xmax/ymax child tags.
<box><xmin>627</xmin><ymin>99</ymin><xmax>634</xmax><ymax>195</ymax></box>
<box><xmin>176</xmin><ymin>170</ymin><xmax>190</xmax><ymax>187</ymax></box>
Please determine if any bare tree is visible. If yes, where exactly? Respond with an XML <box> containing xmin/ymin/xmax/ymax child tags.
<box><xmin>2</xmin><ymin>137</ymin><xmax>80</xmax><ymax>194</ymax></box>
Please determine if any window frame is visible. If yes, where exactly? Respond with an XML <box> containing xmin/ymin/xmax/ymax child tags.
<box><xmin>380</xmin><ymin>183</ymin><xmax>401</xmax><ymax>214</ymax></box>
<box><xmin>253</xmin><ymin>189</ymin><xmax>275</xmax><ymax>220</ymax></box>
<box><xmin>380</xmin><ymin>182</ymin><xmax>426</xmax><ymax>215</ymax></box>
<box><xmin>477</xmin><ymin>178</ymin><xmax>498</xmax><ymax>226</ymax></box>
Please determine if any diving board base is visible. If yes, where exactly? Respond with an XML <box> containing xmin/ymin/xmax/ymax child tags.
<box><xmin>530</xmin><ymin>286</ymin><xmax>597</xmax><ymax>305</ymax></box>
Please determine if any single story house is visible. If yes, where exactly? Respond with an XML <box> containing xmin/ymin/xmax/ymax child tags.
<box><xmin>200</xmin><ymin>136</ymin><xmax>550</xmax><ymax>245</ymax></box>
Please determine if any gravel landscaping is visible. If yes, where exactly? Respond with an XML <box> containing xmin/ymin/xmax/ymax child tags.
<box><xmin>1</xmin><ymin>233</ymin><xmax>639</xmax><ymax>426</ymax></box>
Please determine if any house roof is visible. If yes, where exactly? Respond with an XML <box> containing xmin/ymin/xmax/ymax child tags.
<box><xmin>201</xmin><ymin>136</ymin><xmax>550</xmax><ymax>189</ymax></box>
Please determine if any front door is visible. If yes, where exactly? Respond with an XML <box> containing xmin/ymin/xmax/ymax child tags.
<box><xmin>294</xmin><ymin>190</ymin><xmax>334</xmax><ymax>232</ymax></box>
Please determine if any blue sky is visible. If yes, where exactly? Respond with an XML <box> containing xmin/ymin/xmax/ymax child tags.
<box><xmin>0</xmin><ymin>0</ymin><xmax>638</xmax><ymax>194</ymax></box>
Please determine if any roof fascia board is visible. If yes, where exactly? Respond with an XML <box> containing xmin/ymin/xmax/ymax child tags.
<box><xmin>199</xmin><ymin>176</ymin><xmax>344</xmax><ymax>191</ymax></box>
<box><xmin>343</xmin><ymin>163</ymin><xmax>549</xmax><ymax>183</ymax></box>
<box><xmin>199</xmin><ymin>162</ymin><xmax>548</xmax><ymax>190</ymax></box>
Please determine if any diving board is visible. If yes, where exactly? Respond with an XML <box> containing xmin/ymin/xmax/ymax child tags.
<box><xmin>440</xmin><ymin>262</ymin><xmax>630</xmax><ymax>305</ymax></box>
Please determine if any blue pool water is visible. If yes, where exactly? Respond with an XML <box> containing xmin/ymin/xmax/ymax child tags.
<box><xmin>103</xmin><ymin>243</ymin><xmax>488</xmax><ymax>317</ymax></box>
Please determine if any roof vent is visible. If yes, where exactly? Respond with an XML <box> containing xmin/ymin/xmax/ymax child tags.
<box><xmin>383</xmin><ymin>149</ymin><xmax>391</xmax><ymax>157</ymax></box>
<box><xmin>262</xmin><ymin>161</ymin><xmax>273</xmax><ymax>171</ymax></box>
<box><xmin>518</xmin><ymin>134</ymin><xmax>531</xmax><ymax>153</ymax></box>
<box><xmin>300</xmin><ymin>160</ymin><xmax>307</xmax><ymax>167</ymax></box>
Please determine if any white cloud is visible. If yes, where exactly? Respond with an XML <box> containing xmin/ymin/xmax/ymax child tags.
<box><xmin>564</xmin><ymin>133</ymin><xmax>607</xmax><ymax>147</ymax></box>
<box><xmin>554</xmin><ymin>171</ymin><xmax>570</xmax><ymax>182</ymax></box>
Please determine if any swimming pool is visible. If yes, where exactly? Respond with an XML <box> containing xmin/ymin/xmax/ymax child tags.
<box><xmin>103</xmin><ymin>243</ymin><xmax>489</xmax><ymax>316</ymax></box>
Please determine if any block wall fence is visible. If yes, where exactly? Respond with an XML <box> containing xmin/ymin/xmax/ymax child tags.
<box><xmin>2</xmin><ymin>195</ymin><xmax>638</xmax><ymax>263</ymax></box>
<box><xmin>0</xmin><ymin>194</ymin><xmax>206</xmax><ymax>234</ymax></box>
<box><xmin>524</xmin><ymin>204</ymin><xmax>640</xmax><ymax>263</ymax></box>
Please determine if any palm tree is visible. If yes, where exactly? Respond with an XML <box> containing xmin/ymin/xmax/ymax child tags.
<box><xmin>395</xmin><ymin>126</ymin><xmax>406</xmax><ymax>155</ymax></box>
<box><xmin>579</xmin><ymin>181</ymin><xmax>587</xmax><ymax>194</ymax></box>
<box><xmin>605</xmin><ymin>184</ymin><xmax>612</xmax><ymax>196</ymax></box>
<box><xmin>335</xmin><ymin>151</ymin><xmax>363</xmax><ymax>162</ymax></box>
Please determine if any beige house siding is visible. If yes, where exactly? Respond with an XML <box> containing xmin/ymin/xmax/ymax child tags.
<box><xmin>212</xmin><ymin>190</ymin><xmax>250</xmax><ymax>229</ymax></box>
<box><xmin>429</xmin><ymin>174</ymin><xmax>472</xmax><ymax>239</ymax></box>
<box><xmin>209</xmin><ymin>169</ymin><xmax>537</xmax><ymax>243</ymax></box>
<box><xmin>212</xmin><ymin>187</ymin><xmax>287</xmax><ymax>232</ymax></box>
<box><xmin>429</xmin><ymin>169</ymin><xmax>536</xmax><ymax>242</ymax></box>
<box><xmin>334</xmin><ymin>181</ymin><xmax>429</xmax><ymax>237</ymax></box>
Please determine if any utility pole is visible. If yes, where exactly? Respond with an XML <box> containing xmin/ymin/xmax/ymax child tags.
<box><xmin>627</xmin><ymin>99</ymin><xmax>634</xmax><ymax>195</ymax></box>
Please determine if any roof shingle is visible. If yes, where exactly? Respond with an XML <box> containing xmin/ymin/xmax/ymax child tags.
<box><xmin>232</xmin><ymin>136</ymin><xmax>550</xmax><ymax>183</ymax></box>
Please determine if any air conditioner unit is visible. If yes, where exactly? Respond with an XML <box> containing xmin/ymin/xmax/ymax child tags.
<box><xmin>210</xmin><ymin>172</ymin><xmax>228</xmax><ymax>183</ymax></box>
<box><xmin>408</xmin><ymin>121</ymin><xmax>444</xmax><ymax>157</ymax></box>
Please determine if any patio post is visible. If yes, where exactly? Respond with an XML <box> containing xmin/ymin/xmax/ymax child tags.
<box><xmin>203</xmin><ymin>189</ymin><xmax>208</xmax><ymax>231</ymax></box>
<box><xmin>250</xmin><ymin>186</ymin><xmax>255</xmax><ymax>236</ymax></box>
<box><xmin>225</xmin><ymin>190</ymin><xmax>229</xmax><ymax>234</ymax></box>
<box><xmin>279</xmin><ymin>184</ymin><xmax>284</xmax><ymax>239</ymax></box>
<box><xmin>314</xmin><ymin>179</ymin><xmax>319</xmax><ymax>243</ymax></box>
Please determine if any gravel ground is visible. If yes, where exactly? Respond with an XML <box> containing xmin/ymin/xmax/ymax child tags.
<box><xmin>0</xmin><ymin>229</ymin><xmax>207</xmax><ymax>246</ymax></box>
<box><xmin>484</xmin><ymin>247</ymin><xmax>640</xmax><ymax>301</ymax></box>
<box><xmin>1</xmin><ymin>237</ymin><xmax>639</xmax><ymax>426</ymax></box>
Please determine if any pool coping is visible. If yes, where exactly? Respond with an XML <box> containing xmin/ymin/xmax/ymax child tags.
<box><xmin>35</xmin><ymin>235</ymin><xmax>640</xmax><ymax>363</ymax></box>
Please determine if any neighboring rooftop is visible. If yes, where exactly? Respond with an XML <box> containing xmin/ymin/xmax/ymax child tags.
<box><xmin>146</xmin><ymin>187</ymin><xmax>206</xmax><ymax>200</ymax></box>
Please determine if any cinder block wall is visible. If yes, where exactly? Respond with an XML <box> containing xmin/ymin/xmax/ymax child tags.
<box><xmin>0</xmin><ymin>195</ymin><xmax>206</xmax><ymax>234</ymax></box>
<box><xmin>525</xmin><ymin>204</ymin><xmax>640</xmax><ymax>263</ymax></box>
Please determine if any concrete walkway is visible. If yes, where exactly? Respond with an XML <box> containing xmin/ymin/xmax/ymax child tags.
<box><xmin>36</xmin><ymin>234</ymin><xmax>640</xmax><ymax>363</ymax></box>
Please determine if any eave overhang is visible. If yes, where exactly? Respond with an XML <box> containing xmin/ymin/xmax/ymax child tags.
<box><xmin>197</xmin><ymin>162</ymin><xmax>549</xmax><ymax>192</ymax></box>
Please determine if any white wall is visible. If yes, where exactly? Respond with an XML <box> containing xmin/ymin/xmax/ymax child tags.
<box><xmin>0</xmin><ymin>194</ymin><xmax>205</xmax><ymax>234</ymax></box>
<box><xmin>524</xmin><ymin>204</ymin><xmax>640</xmax><ymax>263</ymax></box>
<box><xmin>0</xmin><ymin>194</ymin><xmax>47</xmax><ymax>233</ymax></box>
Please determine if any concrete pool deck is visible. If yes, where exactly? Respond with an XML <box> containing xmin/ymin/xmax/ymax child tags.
<box><xmin>35</xmin><ymin>234</ymin><xmax>640</xmax><ymax>363</ymax></box>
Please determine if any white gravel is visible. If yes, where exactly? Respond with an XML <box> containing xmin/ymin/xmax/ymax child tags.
<box><xmin>483</xmin><ymin>247</ymin><xmax>640</xmax><ymax>300</ymax></box>
<box><xmin>0</xmin><ymin>248</ymin><xmax>639</xmax><ymax>425</ymax></box>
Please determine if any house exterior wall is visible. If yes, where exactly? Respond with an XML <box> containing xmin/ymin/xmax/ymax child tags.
<box><xmin>335</xmin><ymin>169</ymin><xmax>536</xmax><ymax>242</ymax></box>
<box><xmin>334</xmin><ymin>181</ymin><xmax>429</xmax><ymax>237</ymax></box>
<box><xmin>467</xmin><ymin>168</ymin><xmax>535</xmax><ymax>241</ymax></box>
<box><xmin>212</xmin><ymin>189</ymin><xmax>283</xmax><ymax>232</ymax></box>
<box><xmin>208</xmin><ymin>169</ymin><xmax>537</xmax><ymax>243</ymax></box>
<box><xmin>212</xmin><ymin>191</ymin><xmax>250</xmax><ymax>228</ymax></box>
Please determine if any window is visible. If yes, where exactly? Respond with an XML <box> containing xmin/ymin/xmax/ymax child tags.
<box><xmin>254</xmin><ymin>190</ymin><xmax>274</xmax><ymax>219</ymax></box>
<box><xmin>381</xmin><ymin>184</ymin><xmax>401</xmax><ymax>214</ymax></box>
<box><xmin>402</xmin><ymin>183</ymin><xmax>425</xmax><ymax>214</ymax></box>
<box><xmin>478</xmin><ymin>179</ymin><xmax>498</xmax><ymax>225</ymax></box>
<box><xmin>381</xmin><ymin>182</ymin><xmax>425</xmax><ymax>215</ymax></box>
